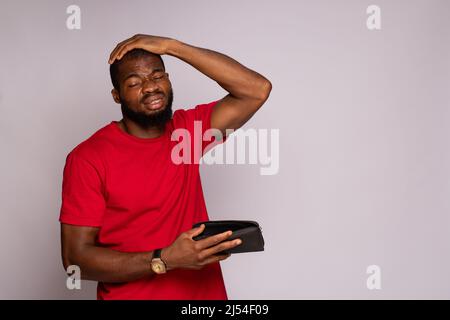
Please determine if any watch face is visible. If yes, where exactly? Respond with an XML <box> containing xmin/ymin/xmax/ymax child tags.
<box><xmin>151</xmin><ymin>259</ymin><xmax>166</xmax><ymax>274</ymax></box>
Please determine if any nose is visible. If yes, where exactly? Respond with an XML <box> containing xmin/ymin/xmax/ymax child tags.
<box><xmin>142</xmin><ymin>78</ymin><xmax>158</xmax><ymax>93</ymax></box>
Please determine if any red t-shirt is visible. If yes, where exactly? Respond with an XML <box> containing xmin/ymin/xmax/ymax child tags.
<box><xmin>59</xmin><ymin>100</ymin><xmax>228</xmax><ymax>300</ymax></box>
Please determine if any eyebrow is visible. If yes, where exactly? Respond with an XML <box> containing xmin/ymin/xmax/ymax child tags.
<box><xmin>123</xmin><ymin>68</ymin><xmax>165</xmax><ymax>81</ymax></box>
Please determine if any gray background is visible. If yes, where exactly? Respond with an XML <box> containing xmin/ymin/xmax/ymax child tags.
<box><xmin>0</xmin><ymin>0</ymin><xmax>449</xmax><ymax>299</ymax></box>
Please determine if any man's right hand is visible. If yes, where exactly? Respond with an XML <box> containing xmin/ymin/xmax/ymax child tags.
<box><xmin>161</xmin><ymin>224</ymin><xmax>242</xmax><ymax>271</ymax></box>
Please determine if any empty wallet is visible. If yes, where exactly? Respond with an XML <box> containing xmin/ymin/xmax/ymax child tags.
<box><xmin>192</xmin><ymin>220</ymin><xmax>265</xmax><ymax>254</ymax></box>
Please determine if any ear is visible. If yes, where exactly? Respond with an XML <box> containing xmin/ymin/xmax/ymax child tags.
<box><xmin>111</xmin><ymin>88</ymin><xmax>121</xmax><ymax>104</ymax></box>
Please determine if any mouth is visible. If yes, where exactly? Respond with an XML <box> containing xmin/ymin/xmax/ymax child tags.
<box><xmin>142</xmin><ymin>95</ymin><xmax>165</xmax><ymax>111</ymax></box>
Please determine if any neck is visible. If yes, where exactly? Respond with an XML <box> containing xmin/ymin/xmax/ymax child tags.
<box><xmin>119</xmin><ymin>118</ymin><xmax>165</xmax><ymax>139</ymax></box>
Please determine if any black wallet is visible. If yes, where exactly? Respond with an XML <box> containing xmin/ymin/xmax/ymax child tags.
<box><xmin>192</xmin><ymin>220</ymin><xmax>265</xmax><ymax>254</ymax></box>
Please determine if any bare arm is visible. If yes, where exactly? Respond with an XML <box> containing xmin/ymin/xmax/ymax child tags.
<box><xmin>167</xmin><ymin>40</ymin><xmax>272</xmax><ymax>135</ymax></box>
<box><xmin>61</xmin><ymin>223</ymin><xmax>241</xmax><ymax>283</ymax></box>
<box><xmin>61</xmin><ymin>224</ymin><xmax>155</xmax><ymax>283</ymax></box>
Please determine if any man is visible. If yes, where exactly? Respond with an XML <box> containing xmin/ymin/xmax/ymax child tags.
<box><xmin>60</xmin><ymin>34</ymin><xmax>271</xmax><ymax>300</ymax></box>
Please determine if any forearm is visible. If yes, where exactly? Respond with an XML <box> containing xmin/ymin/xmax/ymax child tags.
<box><xmin>68</xmin><ymin>245</ymin><xmax>155</xmax><ymax>283</ymax></box>
<box><xmin>167</xmin><ymin>39</ymin><xmax>271</xmax><ymax>100</ymax></box>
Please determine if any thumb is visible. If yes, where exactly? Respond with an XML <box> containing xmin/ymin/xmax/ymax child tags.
<box><xmin>189</xmin><ymin>224</ymin><xmax>205</xmax><ymax>238</ymax></box>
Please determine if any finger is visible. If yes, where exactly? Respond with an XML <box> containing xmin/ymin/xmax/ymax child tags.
<box><xmin>187</xmin><ymin>224</ymin><xmax>205</xmax><ymax>238</ymax></box>
<box><xmin>109</xmin><ymin>35</ymin><xmax>140</xmax><ymax>58</ymax></box>
<box><xmin>201</xmin><ymin>238</ymin><xmax>241</xmax><ymax>258</ymax></box>
<box><xmin>201</xmin><ymin>253</ymin><xmax>231</xmax><ymax>266</ymax></box>
<box><xmin>197</xmin><ymin>230</ymin><xmax>234</xmax><ymax>251</ymax></box>
<box><xmin>115</xmin><ymin>42</ymin><xmax>138</xmax><ymax>61</ymax></box>
<box><xmin>109</xmin><ymin>42</ymin><xmax>135</xmax><ymax>64</ymax></box>
<box><xmin>109</xmin><ymin>37</ymin><xmax>134</xmax><ymax>63</ymax></box>
<box><xmin>109</xmin><ymin>35</ymin><xmax>140</xmax><ymax>64</ymax></box>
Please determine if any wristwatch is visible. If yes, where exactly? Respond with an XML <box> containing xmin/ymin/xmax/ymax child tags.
<box><xmin>151</xmin><ymin>248</ymin><xmax>167</xmax><ymax>274</ymax></box>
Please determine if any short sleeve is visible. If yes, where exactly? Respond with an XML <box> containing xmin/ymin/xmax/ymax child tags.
<box><xmin>59</xmin><ymin>151</ymin><xmax>106</xmax><ymax>227</ymax></box>
<box><xmin>192</xmin><ymin>100</ymin><xmax>227</xmax><ymax>155</ymax></box>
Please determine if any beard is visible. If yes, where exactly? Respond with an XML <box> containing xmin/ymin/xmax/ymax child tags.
<box><xmin>120</xmin><ymin>89</ymin><xmax>173</xmax><ymax>129</ymax></box>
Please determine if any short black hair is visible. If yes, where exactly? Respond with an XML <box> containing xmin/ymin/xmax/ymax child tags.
<box><xmin>109</xmin><ymin>48</ymin><xmax>165</xmax><ymax>90</ymax></box>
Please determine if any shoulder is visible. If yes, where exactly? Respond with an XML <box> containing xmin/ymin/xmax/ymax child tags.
<box><xmin>171</xmin><ymin>100</ymin><xmax>219</xmax><ymax>130</ymax></box>
<box><xmin>64</xmin><ymin>123</ymin><xmax>114</xmax><ymax>170</ymax></box>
